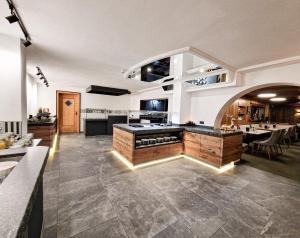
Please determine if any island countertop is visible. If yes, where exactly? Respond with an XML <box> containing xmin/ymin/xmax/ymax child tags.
<box><xmin>113</xmin><ymin>124</ymin><xmax>242</xmax><ymax>137</ymax></box>
<box><xmin>0</xmin><ymin>146</ymin><xmax>49</xmax><ymax>238</ymax></box>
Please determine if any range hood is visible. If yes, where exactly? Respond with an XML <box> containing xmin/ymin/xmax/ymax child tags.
<box><xmin>86</xmin><ymin>85</ymin><xmax>131</xmax><ymax>96</ymax></box>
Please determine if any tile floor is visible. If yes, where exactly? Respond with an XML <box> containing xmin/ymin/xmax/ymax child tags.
<box><xmin>43</xmin><ymin>134</ymin><xmax>300</xmax><ymax>238</ymax></box>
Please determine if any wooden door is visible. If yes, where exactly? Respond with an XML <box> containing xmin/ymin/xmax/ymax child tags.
<box><xmin>58</xmin><ymin>92</ymin><xmax>80</xmax><ymax>133</ymax></box>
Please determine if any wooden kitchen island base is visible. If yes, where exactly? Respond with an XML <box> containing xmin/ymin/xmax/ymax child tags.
<box><xmin>113</xmin><ymin>127</ymin><xmax>183</xmax><ymax>165</ymax></box>
<box><xmin>113</xmin><ymin>124</ymin><xmax>243</xmax><ymax>168</ymax></box>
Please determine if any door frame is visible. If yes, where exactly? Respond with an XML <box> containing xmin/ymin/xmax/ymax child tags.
<box><xmin>56</xmin><ymin>90</ymin><xmax>81</xmax><ymax>134</ymax></box>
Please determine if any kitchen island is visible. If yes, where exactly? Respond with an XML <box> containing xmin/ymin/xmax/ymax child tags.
<box><xmin>113</xmin><ymin>124</ymin><xmax>243</xmax><ymax>168</ymax></box>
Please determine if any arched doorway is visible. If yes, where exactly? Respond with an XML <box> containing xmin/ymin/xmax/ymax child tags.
<box><xmin>214</xmin><ymin>83</ymin><xmax>300</xmax><ymax>128</ymax></box>
<box><xmin>214</xmin><ymin>83</ymin><xmax>300</xmax><ymax>182</ymax></box>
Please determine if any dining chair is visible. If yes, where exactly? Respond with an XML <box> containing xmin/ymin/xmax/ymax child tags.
<box><xmin>276</xmin><ymin>129</ymin><xmax>286</xmax><ymax>153</ymax></box>
<box><xmin>283</xmin><ymin>127</ymin><xmax>293</xmax><ymax>147</ymax></box>
<box><xmin>252</xmin><ymin>130</ymin><xmax>281</xmax><ymax>160</ymax></box>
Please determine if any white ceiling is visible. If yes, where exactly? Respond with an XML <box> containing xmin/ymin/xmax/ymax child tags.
<box><xmin>1</xmin><ymin>0</ymin><xmax>300</xmax><ymax>91</ymax></box>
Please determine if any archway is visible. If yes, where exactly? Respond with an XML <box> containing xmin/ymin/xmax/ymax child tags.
<box><xmin>214</xmin><ymin>82</ymin><xmax>300</xmax><ymax>128</ymax></box>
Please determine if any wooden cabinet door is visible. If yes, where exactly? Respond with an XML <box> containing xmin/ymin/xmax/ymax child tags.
<box><xmin>184</xmin><ymin>140</ymin><xmax>200</xmax><ymax>158</ymax></box>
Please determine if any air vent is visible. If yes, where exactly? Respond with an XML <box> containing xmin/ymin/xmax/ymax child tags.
<box><xmin>86</xmin><ymin>85</ymin><xmax>131</xmax><ymax>96</ymax></box>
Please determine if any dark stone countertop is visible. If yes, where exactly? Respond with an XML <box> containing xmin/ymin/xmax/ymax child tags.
<box><xmin>113</xmin><ymin>124</ymin><xmax>184</xmax><ymax>135</ymax></box>
<box><xmin>28</xmin><ymin>117</ymin><xmax>56</xmax><ymax>126</ymax></box>
<box><xmin>0</xmin><ymin>146</ymin><xmax>49</xmax><ymax>238</ymax></box>
<box><xmin>84</xmin><ymin>118</ymin><xmax>108</xmax><ymax>121</ymax></box>
<box><xmin>183</xmin><ymin>126</ymin><xmax>243</xmax><ymax>137</ymax></box>
<box><xmin>0</xmin><ymin>139</ymin><xmax>42</xmax><ymax>158</ymax></box>
<box><xmin>113</xmin><ymin>124</ymin><xmax>242</xmax><ymax>137</ymax></box>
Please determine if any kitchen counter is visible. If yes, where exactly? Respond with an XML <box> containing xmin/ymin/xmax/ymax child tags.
<box><xmin>0</xmin><ymin>139</ymin><xmax>42</xmax><ymax>158</ymax></box>
<box><xmin>0</xmin><ymin>146</ymin><xmax>49</xmax><ymax>238</ymax></box>
<box><xmin>114</xmin><ymin>124</ymin><xmax>242</xmax><ymax>137</ymax></box>
<box><xmin>184</xmin><ymin>126</ymin><xmax>242</xmax><ymax>137</ymax></box>
<box><xmin>113</xmin><ymin>124</ymin><xmax>243</xmax><ymax>168</ymax></box>
<box><xmin>84</xmin><ymin>116</ymin><xmax>128</xmax><ymax>136</ymax></box>
<box><xmin>113</xmin><ymin>124</ymin><xmax>184</xmax><ymax>135</ymax></box>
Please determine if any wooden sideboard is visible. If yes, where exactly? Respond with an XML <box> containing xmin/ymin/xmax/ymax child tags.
<box><xmin>28</xmin><ymin>122</ymin><xmax>56</xmax><ymax>147</ymax></box>
<box><xmin>184</xmin><ymin>131</ymin><xmax>242</xmax><ymax>167</ymax></box>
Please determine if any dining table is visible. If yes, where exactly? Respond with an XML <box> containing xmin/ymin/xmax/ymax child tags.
<box><xmin>240</xmin><ymin>128</ymin><xmax>272</xmax><ymax>135</ymax></box>
<box><xmin>256</xmin><ymin>124</ymin><xmax>295</xmax><ymax>131</ymax></box>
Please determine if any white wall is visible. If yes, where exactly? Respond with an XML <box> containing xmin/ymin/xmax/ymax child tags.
<box><xmin>27</xmin><ymin>75</ymin><xmax>38</xmax><ymax>116</ymax></box>
<box><xmin>36</xmin><ymin>82</ymin><xmax>131</xmax><ymax>131</ymax></box>
<box><xmin>37</xmin><ymin>82</ymin><xmax>131</xmax><ymax>115</ymax></box>
<box><xmin>0</xmin><ymin>34</ymin><xmax>21</xmax><ymax>121</ymax></box>
<box><xmin>190</xmin><ymin>62</ymin><xmax>300</xmax><ymax>128</ymax></box>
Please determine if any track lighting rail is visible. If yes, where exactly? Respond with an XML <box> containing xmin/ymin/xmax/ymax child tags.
<box><xmin>5</xmin><ymin>0</ymin><xmax>31</xmax><ymax>47</ymax></box>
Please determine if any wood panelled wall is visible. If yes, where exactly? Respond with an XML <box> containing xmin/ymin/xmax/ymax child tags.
<box><xmin>270</xmin><ymin>105</ymin><xmax>300</xmax><ymax>123</ymax></box>
<box><xmin>221</xmin><ymin>99</ymin><xmax>270</xmax><ymax>126</ymax></box>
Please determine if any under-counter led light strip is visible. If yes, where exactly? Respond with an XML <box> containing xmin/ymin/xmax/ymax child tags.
<box><xmin>183</xmin><ymin>155</ymin><xmax>235</xmax><ymax>173</ymax></box>
<box><xmin>111</xmin><ymin>150</ymin><xmax>235</xmax><ymax>173</ymax></box>
<box><xmin>49</xmin><ymin>133</ymin><xmax>58</xmax><ymax>157</ymax></box>
<box><xmin>111</xmin><ymin>150</ymin><xmax>182</xmax><ymax>170</ymax></box>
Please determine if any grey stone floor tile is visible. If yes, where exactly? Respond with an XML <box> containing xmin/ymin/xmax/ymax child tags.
<box><xmin>259</xmin><ymin>213</ymin><xmax>300</xmax><ymax>237</ymax></box>
<box><xmin>43</xmin><ymin>225</ymin><xmax>57</xmax><ymax>238</ymax></box>
<box><xmin>59</xmin><ymin>164</ymin><xmax>97</xmax><ymax>183</ymax></box>
<box><xmin>222</xmin><ymin>195</ymin><xmax>272</xmax><ymax>233</ymax></box>
<box><xmin>106</xmin><ymin>179</ymin><xmax>177</xmax><ymax>238</ymax></box>
<box><xmin>42</xmin><ymin>134</ymin><xmax>300</xmax><ymax>238</ymax></box>
<box><xmin>44</xmin><ymin>206</ymin><xmax>58</xmax><ymax>229</ymax></box>
<box><xmin>221</xmin><ymin>217</ymin><xmax>263</xmax><ymax>238</ymax></box>
<box><xmin>152</xmin><ymin>219</ymin><xmax>193</xmax><ymax>238</ymax></box>
<box><xmin>71</xmin><ymin>217</ymin><xmax>127</xmax><ymax>238</ymax></box>
<box><xmin>57</xmin><ymin>176</ymin><xmax>116</xmax><ymax>237</ymax></box>
<box><xmin>189</xmin><ymin>217</ymin><xmax>225</xmax><ymax>238</ymax></box>
<box><xmin>153</xmin><ymin>177</ymin><xmax>219</xmax><ymax>224</ymax></box>
<box><xmin>210</xmin><ymin>228</ymin><xmax>231</xmax><ymax>238</ymax></box>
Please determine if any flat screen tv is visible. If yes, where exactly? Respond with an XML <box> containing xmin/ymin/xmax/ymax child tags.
<box><xmin>141</xmin><ymin>57</ymin><xmax>170</xmax><ymax>82</ymax></box>
<box><xmin>140</xmin><ymin>99</ymin><xmax>168</xmax><ymax>112</ymax></box>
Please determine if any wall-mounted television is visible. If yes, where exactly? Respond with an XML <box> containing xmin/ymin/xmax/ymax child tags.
<box><xmin>140</xmin><ymin>99</ymin><xmax>168</xmax><ymax>112</ymax></box>
<box><xmin>141</xmin><ymin>57</ymin><xmax>170</xmax><ymax>82</ymax></box>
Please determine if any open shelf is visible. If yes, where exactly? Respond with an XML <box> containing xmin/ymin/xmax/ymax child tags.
<box><xmin>135</xmin><ymin>140</ymin><xmax>182</xmax><ymax>149</ymax></box>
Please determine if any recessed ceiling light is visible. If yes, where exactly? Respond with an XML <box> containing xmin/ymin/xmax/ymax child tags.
<box><xmin>199</xmin><ymin>68</ymin><xmax>205</xmax><ymax>73</ymax></box>
<box><xmin>134</xmin><ymin>75</ymin><xmax>139</xmax><ymax>80</ymax></box>
<box><xmin>270</xmin><ymin>97</ymin><xmax>287</xmax><ymax>102</ymax></box>
<box><xmin>147</xmin><ymin>67</ymin><xmax>152</xmax><ymax>72</ymax></box>
<box><xmin>258</xmin><ymin>93</ymin><xmax>276</xmax><ymax>98</ymax></box>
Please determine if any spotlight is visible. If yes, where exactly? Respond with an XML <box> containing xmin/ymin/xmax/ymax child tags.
<box><xmin>22</xmin><ymin>39</ymin><xmax>32</xmax><ymax>47</ymax></box>
<box><xmin>36</xmin><ymin>72</ymin><xmax>42</xmax><ymax>76</ymax></box>
<box><xmin>43</xmin><ymin>79</ymin><xmax>47</xmax><ymax>83</ymax></box>
<box><xmin>5</xmin><ymin>13</ymin><xmax>18</xmax><ymax>23</ymax></box>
